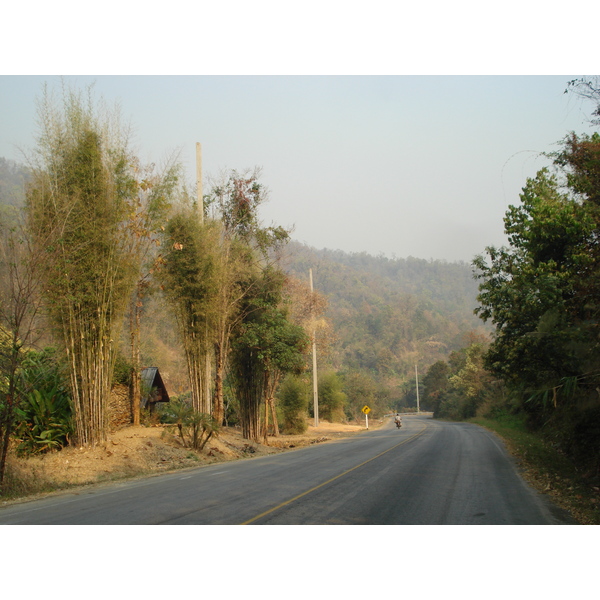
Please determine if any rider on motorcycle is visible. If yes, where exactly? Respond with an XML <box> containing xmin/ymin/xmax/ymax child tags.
<box><xmin>394</xmin><ymin>413</ymin><xmax>402</xmax><ymax>428</ymax></box>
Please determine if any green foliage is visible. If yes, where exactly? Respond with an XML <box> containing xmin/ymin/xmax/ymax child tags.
<box><xmin>474</xmin><ymin>166</ymin><xmax>600</xmax><ymax>413</ymax></box>
<box><xmin>237</xmin><ymin>301</ymin><xmax>309</xmax><ymax>375</ymax></box>
<box><xmin>13</xmin><ymin>349</ymin><xmax>72</xmax><ymax>455</ymax></box>
<box><xmin>188</xmin><ymin>411</ymin><xmax>220</xmax><ymax>451</ymax></box>
<box><xmin>160</xmin><ymin>213</ymin><xmax>218</xmax><ymax>320</ymax></box>
<box><xmin>473</xmin><ymin>102</ymin><xmax>600</xmax><ymax>473</ymax></box>
<box><xmin>26</xmin><ymin>84</ymin><xmax>146</xmax><ymax>447</ymax></box>
<box><xmin>159</xmin><ymin>211</ymin><xmax>220</xmax><ymax>413</ymax></box>
<box><xmin>283</xmin><ymin>241</ymin><xmax>487</xmax><ymax>396</ymax></box>
<box><xmin>278</xmin><ymin>374</ymin><xmax>309</xmax><ymax>434</ymax></box>
<box><xmin>422</xmin><ymin>342</ymin><xmax>504</xmax><ymax>421</ymax></box>
<box><xmin>158</xmin><ymin>400</ymin><xmax>219</xmax><ymax>451</ymax></box>
<box><xmin>341</xmin><ymin>369</ymin><xmax>389</xmax><ymax>420</ymax></box>
<box><xmin>205</xmin><ymin>168</ymin><xmax>289</xmax><ymax>255</ymax></box>
<box><xmin>230</xmin><ymin>265</ymin><xmax>309</xmax><ymax>439</ymax></box>
<box><xmin>422</xmin><ymin>360</ymin><xmax>450</xmax><ymax>413</ymax></box>
<box><xmin>112</xmin><ymin>350</ymin><xmax>133</xmax><ymax>386</ymax></box>
<box><xmin>318</xmin><ymin>371</ymin><xmax>347</xmax><ymax>423</ymax></box>
<box><xmin>15</xmin><ymin>388</ymin><xmax>72</xmax><ymax>455</ymax></box>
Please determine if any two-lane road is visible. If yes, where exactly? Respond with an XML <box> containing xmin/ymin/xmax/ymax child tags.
<box><xmin>0</xmin><ymin>415</ymin><xmax>575</xmax><ymax>524</ymax></box>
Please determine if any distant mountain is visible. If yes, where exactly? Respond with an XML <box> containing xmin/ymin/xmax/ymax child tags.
<box><xmin>280</xmin><ymin>241</ymin><xmax>487</xmax><ymax>384</ymax></box>
<box><xmin>0</xmin><ymin>157</ymin><xmax>29</xmax><ymax>227</ymax></box>
<box><xmin>0</xmin><ymin>155</ymin><xmax>488</xmax><ymax>398</ymax></box>
<box><xmin>0</xmin><ymin>157</ymin><xmax>29</xmax><ymax>204</ymax></box>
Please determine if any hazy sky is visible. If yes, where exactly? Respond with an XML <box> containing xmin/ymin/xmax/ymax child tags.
<box><xmin>1</xmin><ymin>3</ymin><xmax>594</xmax><ymax>587</ymax></box>
<box><xmin>0</xmin><ymin>75</ymin><xmax>595</xmax><ymax>263</ymax></box>
<box><xmin>1</xmin><ymin>4</ymin><xmax>596</xmax><ymax>266</ymax></box>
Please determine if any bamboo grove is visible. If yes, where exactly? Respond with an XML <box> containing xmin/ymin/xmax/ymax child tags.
<box><xmin>0</xmin><ymin>83</ymin><xmax>317</xmax><ymax>486</ymax></box>
<box><xmin>159</xmin><ymin>171</ymin><xmax>310</xmax><ymax>441</ymax></box>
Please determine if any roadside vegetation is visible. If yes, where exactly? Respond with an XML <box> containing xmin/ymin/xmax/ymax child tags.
<box><xmin>2</xmin><ymin>77</ymin><xmax>600</xmax><ymax>523</ymax></box>
<box><xmin>418</xmin><ymin>78</ymin><xmax>600</xmax><ymax>524</ymax></box>
<box><xmin>0</xmin><ymin>80</ymin><xmax>485</xmax><ymax>499</ymax></box>
<box><xmin>471</xmin><ymin>415</ymin><xmax>600</xmax><ymax>524</ymax></box>
<box><xmin>0</xmin><ymin>82</ymin><xmax>320</xmax><ymax>492</ymax></box>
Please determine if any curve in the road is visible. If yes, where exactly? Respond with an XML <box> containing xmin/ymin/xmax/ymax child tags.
<box><xmin>241</xmin><ymin>420</ymin><xmax>428</xmax><ymax>524</ymax></box>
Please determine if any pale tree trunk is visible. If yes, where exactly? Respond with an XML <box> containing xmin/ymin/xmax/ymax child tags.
<box><xmin>213</xmin><ymin>317</ymin><xmax>234</xmax><ymax>424</ymax></box>
<box><xmin>213</xmin><ymin>339</ymin><xmax>226</xmax><ymax>425</ymax></box>
<box><xmin>240</xmin><ymin>367</ymin><xmax>262</xmax><ymax>442</ymax></box>
<box><xmin>129</xmin><ymin>287</ymin><xmax>143</xmax><ymax>426</ymax></box>
<box><xmin>270</xmin><ymin>396</ymin><xmax>279</xmax><ymax>437</ymax></box>
<box><xmin>65</xmin><ymin>308</ymin><xmax>112</xmax><ymax>447</ymax></box>
<box><xmin>187</xmin><ymin>351</ymin><xmax>203</xmax><ymax>413</ymax></box>
<box><xmin>263</xmin><ymin>372</ymin><xmax>270</xmax><ymax>445</ymax></box>
<box><xmin>262</xmin><ymin>369</ymin><xmax>282</xmax><ymax>443</ymax></box>
<box><xmin>204</xmin><ymin>345</ymin><xmax>212</xmax><ymax>415</ymax></box>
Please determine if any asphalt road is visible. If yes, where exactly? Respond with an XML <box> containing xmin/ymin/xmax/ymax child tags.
<box><xmin>0</xmin><ymin>415</ymin><xmax>575</xmax><ymax>525</ymax></box>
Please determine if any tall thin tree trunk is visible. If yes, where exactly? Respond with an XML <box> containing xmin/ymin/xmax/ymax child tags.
<box><xmin>213</xmin><ymin>340</ymin><xmax>225</xmax><ymax>425</ymax></box>
<box><xmin>0</xmin><ymin>398</ymin><xmax>14</xmax><ymax>485</ymax></box>
<box><xmin>130</xmin><ymin>289</ymin><xmax>142</xmax><ymax>426</ymax></box>
<box><xmin>263</xmin><ymin>371</ymin><xmax>270</xmax><ymax>445</ymax></box>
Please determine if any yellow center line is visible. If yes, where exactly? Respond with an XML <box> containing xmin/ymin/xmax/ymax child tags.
<box><xmin>241</xmin><ymin>421</ymin><xmax>429</xmax><ymax>525</ymax></box>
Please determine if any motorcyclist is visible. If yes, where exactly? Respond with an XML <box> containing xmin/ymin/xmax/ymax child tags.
<box><xmin>394</xmin><ymin>413</ymin><xmax>402</xmax><ymax>428</ymax></box>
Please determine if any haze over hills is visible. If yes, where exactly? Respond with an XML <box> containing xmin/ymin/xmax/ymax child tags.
<box><xmin>0</xmin><ymin>156</ymin><xmax>488</xmax><ymax>400</ymax></box>
<box><xmin>280</xmin><ymin>241</ymin><xmax>487</xmax><ymax>387</ymax></box>
<box><xmin>0</xmin><ymin>157</ymin><xmax>29</xmax><ymax>227</ymax></box>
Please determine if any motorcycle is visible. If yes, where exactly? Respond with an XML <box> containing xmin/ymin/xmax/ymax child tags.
<box><xmin>395</xmin><ymin>419</ymin><xmax>402</xmax><ymax>429</ymax></box>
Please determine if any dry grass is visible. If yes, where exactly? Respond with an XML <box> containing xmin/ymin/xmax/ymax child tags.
<box><xmin>1</xmin><ymin>419</ymin><xmax>376</xmax><ymax>503</ymax></box>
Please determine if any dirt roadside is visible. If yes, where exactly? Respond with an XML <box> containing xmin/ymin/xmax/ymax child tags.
<box><xmin>2</xmin><ymin>419</ymin><xmax>383</xmax><ymax>503</ymax></box>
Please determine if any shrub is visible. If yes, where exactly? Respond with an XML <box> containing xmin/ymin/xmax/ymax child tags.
<box><xmin>278</xmin><ymin>375</ymin><xmax>309</xmax><ymax>434</ymax></box>
<box><xmin>318</xmin><ymin>372</ymin><xmax>347</xmax><ymax>423</ymax></box>
<box><xmin>14</xmin><ymin>349</ymin><xmax>72</xmax><ymax>455</ymax></box>
<box><xmin>159</xmin><ymin>400</ymin><xmax>219</xmax><ymax>451</ymax></box>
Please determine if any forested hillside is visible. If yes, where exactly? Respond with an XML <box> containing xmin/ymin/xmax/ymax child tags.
<box><xmin>3</xmin><ymin>79</ymin><xmax>600</xmax><ymax>522</ymax></box>
<box><xmin>1</xmin><ymin>154</ymin><xmax>488</xmax><ymax>415</ymax></box>
<box><xmin>0</xmin><ymin>157</ymin><xmax>29</xmax><ymax>227</ymax></box>
<box><xmin>416</xmin><ymin>79</ymin><xmax>600</xmax><ymax>492</ymax></box>
<box><xmin>0</xmin><ymin>81</ymin><xmax>493</xmax><ymax>487</ymax></box>
<box><xmin>280</xmin><ymin>241</ymin><xmax>488</xmax><ymax>408</ymax></box>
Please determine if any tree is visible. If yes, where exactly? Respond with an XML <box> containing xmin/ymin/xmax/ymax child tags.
<box><xmin>422</xmin><ymin>360</ymin><xmax>450</xmax><ymax>414</ymax></box>
<box><xmin>126</xmin><ymin>159</ymin><xmax>182</xmax><ymax>426</ymax></box>
<box><xmin>446</xmin><ymin>343</ymin><xmax>494</xmax><ymax>419</ymax></box>
<box><xmin>341</xmin><ymin>370</ymin><xmax>379</xmax><ymax>421</ymax></box>
<box><xmin>473</xmin><ymin>105</ymin><xmax>600</xmax><ymax>469</ymax></box>
<box><xmin>566</xmin><ymin>77</ymin><xmax>600</xmax><ymax>127</ymax></box>
<box><xmin>0</xmin><ymin>222</ymin><xmax>45</xmax><ymax>485</ymax></box>
<box><xmin>159</xmin><ymin>210</ymin><xmax>219</xmax><ymax>414</ymax></box>
<box><xmin>318</xmin><ymin>371</ymin><xmax>347</xmax><ymax>422</ymax></box>
<box><xmin>205</xmin><ymin>168</ymin><xmax>289</xmax><ymax>425</ymax></box>
<box><xmin>249</xmin><ymin>293</ymin><xmax>309</xmax><ymax>440</ymax></box>
<box><xmin>160</xmin><ymin>167</ymin><xmax>292</xmax><ymax>434</ymax></box>
<box><xmin>422</xmin><ymin>343</ymin><xmax>502</xmax><ymax>421</ymax></box>
<box><xmin>278</xmin><ymin>374</ymin><xmax>310</xmax><ymax>434</ymax></box>
<box><xmin>26</xmin><ymin>84</ymin><xmax>143</xmax><ymax>447</ymax></box>
<box><xmin>230</xmin><ymin>266</ymin><xmax>309</xmax><ymax>441</ymax></box>
<box><xmin>206</xmin><ymin>167</ymin><xmax>289</xmax><ymax>254</ymax></box>
<box><xmin>474</xmin><ymin>168</ymin><xmax>596</xmax><ymax>408</ymax></box>
<box><xmin>209</xmin><ymin>233</ymin><xmax>253</xmax><ymax>426</ymax></box>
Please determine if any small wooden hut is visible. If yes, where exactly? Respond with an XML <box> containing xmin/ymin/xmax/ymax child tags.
<box><xmin>140</xmin><ymin>367</ymin><xmax>171</xmax><ymax>410</ymax></box>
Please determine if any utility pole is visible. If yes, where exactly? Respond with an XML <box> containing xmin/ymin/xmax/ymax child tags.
<box><xmin>196</xmin><ymin>142</ymin><xmax>203</xmax><ymax>224</ymax></box>
<box><xmin>196</xmin><ymin>142</ymin><xmax>210</xmax><ymax>412</ymax></box>
<box><xmin>310</xmin><ymin>268</ymin><xmax>319</xmax><ymax>427</ymax></box>
<box><xmin>415</xmin><ymin>364</ymin><xmax>420</xmax><ymax>414</ymax></box>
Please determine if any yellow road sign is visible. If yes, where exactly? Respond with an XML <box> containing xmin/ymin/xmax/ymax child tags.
<box><xmin>361</xmin><ymin>405</ymin><xmax>371</xmax><ymax>414</ymax></box>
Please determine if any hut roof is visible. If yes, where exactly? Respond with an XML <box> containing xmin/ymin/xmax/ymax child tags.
<box><xmin>140</xmin><ymin>367</ymin><xmax>170</xmax><ymax>407</ymax></box>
